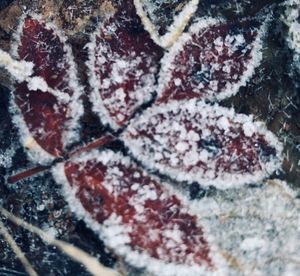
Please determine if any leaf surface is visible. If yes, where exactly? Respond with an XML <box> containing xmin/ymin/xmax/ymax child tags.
<box><xmin>157</xmin><ymin>17</ymin><xmax>268</xmax><ymax>103</ymax></box>
<box><xmin>123</xmin><ymin>100</ymin><xmax>282</xmax><ymax>189</ymax></box>
<box><xmin>53</xmin><ymin>150</ymin><xmax>217</xmax><ymax>275</ymax></box>
<box><xmin>12</xmin><ymin>15</ymin><xmax>83</xmax><ymax>163</ymax></box>
<box><xmin>87</xmin><ymin>3</ymin><xmax>163</xmax><ymax>130</ymax></box>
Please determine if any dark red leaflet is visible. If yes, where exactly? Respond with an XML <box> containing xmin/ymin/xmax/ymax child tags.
<box><xmin>157</xmin><ymin>19</ymin><xmax>262</xmax><ymax>103</ymax></box>
<box><xmin>14</xmin><ymin>17</ymin><xmax>76</xmax><ymax>158</ymax></box>
<box><xmin>64</xmin><ymin>153</ymin><xmax>212</xmax><ymax>268</ymax></box>
<box><xmin>91</xmin><ymin>4</ymin><xmax>163</xmax><ymax>129</ymax></box>
<box><xmin>128</xmin><ymin>122</ymin><xmax>272</xmax><ymax>174</ymax></box>
<box><xmin>122</xmin><ymin>101</ymin><xmax>281</xmax><ymax>188</ymax></box>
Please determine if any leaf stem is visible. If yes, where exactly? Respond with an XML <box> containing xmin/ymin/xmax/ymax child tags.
<box><xmin>68</xmin><ymin>133</ymin><xmax>116</xmax><ymax>158</ymax></box>
<box><xmin>7</xmin><ymin>134</ymin><xmax>116</xmax><ymax>183</ymax></box>
<box><xmin>7</xmin><ymin>165</ymin><xmax>51</xmax><ymax>184</ymax></box>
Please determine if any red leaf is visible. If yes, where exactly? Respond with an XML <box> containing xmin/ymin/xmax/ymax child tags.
<box><xmin>157</xmin><ymin>17</ymin><xmax>268</xmax><ymax>103</ymax></box>
<box><xmin>122</xmin><ymin>100</ymin><xmax>282</xmax><ymax>189</ymax></box>
<box><xmin>12</xmin><ymin>15</ymin><xmax>83</xmax><ymax>163</ymax></box>
<box><xmin>53</xmin><ymin>150</ymin><xmax>217</xmax><ymax>275</ymax></box>
<box><xmin>87</xmin><ymin>3</ymin><xmax>163</xmax><ymax>130</ymax></box>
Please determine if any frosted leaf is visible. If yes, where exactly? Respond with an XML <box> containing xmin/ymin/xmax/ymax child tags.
<box><xmin>157</xmin><ymin>17</ymin><xmax>268</xmax><ymax>103</ymax></box>
<box><xmin>52</xmin><ymin>150</ymin><xmax>225</xmax><ymax>276</ymax></box>
<box><xmin>282</xmin><ymin>0</ymin><xmax>300</xmax><ymax>74</ymax></box>
<box><xmin>87</xmin><ymin>3</ymin><xmax>163</xmax><ymax>130</ymax></box>
<box><xmin>122</xmin><ymin>100</ymin><xmax>283</xmax><ymax>189</ymax></box>
<box><xmin>282</xmin><ymin>0</ymin><xmax>300</xmax><ymax>55</ymax></box>
<box><xmin>11</xmin><ymin>15</ymin><xmax>83</xmax><ymax>164</ymax></box>
<box><xmin>190</xmin><ymin>179</ymin><xmax>300</xmax><ymax>275</ymax></box>
<box><xmin>134</xmin><ymin>0</ymin><xmax>199</xmax><ymax>48</ymax></box>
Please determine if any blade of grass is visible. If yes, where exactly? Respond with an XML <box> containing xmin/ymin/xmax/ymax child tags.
<box><xmin>0</xmin><ymin>207</ymin><xmax>121</xmax><ymax>276</ymax></box>
<box><xmin>0</xmin><ymin>220</ymin><xmax>38</xmax><ymax>276</ymax></box>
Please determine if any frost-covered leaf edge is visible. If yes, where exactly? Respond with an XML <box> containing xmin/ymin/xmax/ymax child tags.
<box><xmin>85</xmin><ymin>22</ymin><xmax>123</xmax><ymax>131</ymax></box>
<box><xmin>51</xmin><ymin>149</ymin><xmax>229</xmax><ymax>276</ymax></box>
<box><xmin>282</xmin><ymin>0</ymin><xmax>300</xmax><ymax>55</ymax></box>
<box><xmin>10</xmin><ymin>13</ymin><xmax>84</xmax><ymax>164</ymax></box>
<box><xmin>134</xmin><ymin>0</ymin><xmax>200</xmax><ymax>48</ymax></box>
<box><xmin>157</xmin><ymin>15</ymin><xmax>270</xmax><ymax>103</ymax></box>
<box><xmin>122</xmin><ymin>99</ymin><xmax>283</xmax><ymax>190</ymax></box>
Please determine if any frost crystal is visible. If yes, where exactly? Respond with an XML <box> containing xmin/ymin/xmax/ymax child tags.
<box><xmin>11</xmin><ymin>15</ymin><xmax>83</xmax><ymax>163</ymax></box>
<box><xmin>0</xmin><ymin>49</ymin><xmax>33</xmax><ymax>82</ymax></box>
<box><xmin>282</xmin><ymin>0</ymin><xmax>300</xmax><ymax>74</ymax></box>
<box><xmin>134</xmin><ymin>0</ymin><xmax>199</xmax><ymax>48</ymax></box>
<box><xmin>123</xmin><ymin>100</ymin><xmax>282</xmax><ymax>189</ymax></box>
<box><xmin>282</xmin><ymin>0</ymin><xmax>300</xmax><ymax>55</ymax></box>
<box><xmin>52</xmin><ymin>150</ymin><xmax>223</xmax><ymax>276</ymax></box>
<box><xmin>87</xmin><ymin>3</ymin><xmax>163</xmax><ymax>130</ymax></box>
<box><xmin>157</xmin><ymin>17</ymin><xmax>267</xmax><ymax>103</ymax></box>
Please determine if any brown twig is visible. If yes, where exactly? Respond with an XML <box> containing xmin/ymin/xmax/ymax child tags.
<box><xmin>0</xmin><ymin>207</ymin><xmax>121</xmax><ymax>276</ymax></box>
<box><xmin>68</xmin><ymin>133</ymin><xmax>116</xmax><ymax>157</ymax></box>
<box><xmin>7</xmin><ymin>134</ymin><xmax>116</xmax><ymax>183</ymax></box>
<box><xmin>0</xmin><ymin>220</ymin><xmax>38</xmax><ymax>276</ymax></box>
<box><xmin>7</xmin><ymin>165</ymin><xmax>51</xmax><ymax>183</ymax></box>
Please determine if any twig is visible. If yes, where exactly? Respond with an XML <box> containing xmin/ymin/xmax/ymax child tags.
<box><xmin>0</xmin><ymin>220</ymin><xmax>38</xmax><ymax>276</ymax></box>
<box><xmin>7</xmin><ymin>165</ymin><xmax>51</xmax><ymax>184</ymax></box>
<box><xmin>0</xmin><ymin>207</ymin><xmax>121</xmax><ymax>276</ymax></box>
<box><xmin>8</xmin><ymin>134</ymin><xmax>116</xmax><ymax>183</ymax></box>
<box><xmin>68</xmin><ymin>134</ymin><xmax>116</xmax><ymax>157</ymax></box>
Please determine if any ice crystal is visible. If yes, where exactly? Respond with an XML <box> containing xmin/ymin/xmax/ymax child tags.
<box><xmin>11</xmin><ymin>15</ymin><xmax>83</xmax><ymax>162</ymax></box>
<box><xmin>134</xmin><ymin>0</ymin><xmax>199</xmax><ymax>48</ymax></box>
<box><xmin>122</xmin><ymin>100</ymin><xmax>282</xmax><ymax>189</ymax></box>
<box><xmin>0</xmin><ymin>1</ymin><xmax>289</xmax><ymax>275</ymax></box>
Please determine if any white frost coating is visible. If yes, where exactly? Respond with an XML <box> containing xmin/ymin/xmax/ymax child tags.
<box><xmin>52</xmin><ymin>150</ymin><xmax>300</xmax><ymax>275</ymax></box>
<box><xmin>86</xmin><ymin>30</ymin><xmax>120</xmax><ymax>130</ymax></box>
<box><xmin>157</xmin><ymin>15</ymin><xmax>270</xmax><ymax>102</ymax></box>
<box><xmin>10</xmin><ymin>99</ymin><xmax>56</xmax><ymax>164</ymax></box>
<box><xmin>26</xmin><ymin>76</ymin><xmax>49</xmax><ymax>92</ymax></box>
<box><xmin>10</xmin><ymin>13</ymin><xmax>84</xmax><ymax>164</ymax></box>
<box><xmin>0</xmin><ymin>145</ymin><xmax>16</xmax><ymax>168</ymax></box>
<box><xmin>134</xmin><ymin>0</ymin><xmax>200</xmax><ymax>48</ymax></box>
<box><xmin>52</xmin><ymin>149</ymin><xmax>228</xmax><ymax>276</ymax></box>
<box><xmin>282</xmin><ymin>0</ymin><xmax>300</xmax><ymax>54</ymax></box>
<box><xmin>240</xmin><ymin>237</ymin><xmax>267</xmax><ymax>251</ymax></box>
<box><xmin>122</xmin><ymin>100</ymin><xmax>283</xmax><ymax>190</ymax></box>
<box><xmin>186</xmin><ymin>179</ymin><xmax>300</xmax><ymax>276</ymax></box>
<box><xmin>86</xmin><ymin>20</ymin><xmax>156</xmax><ymax>130</ymax></box>
<box><xmin>42</xmin><ymin>226</ymin><xmax>58</xmax><ymax>238</ymax></box>
<box><xmin>27</xmin><ymin>77</ymin><xmax>71</xmax><ymax>103</ymax></box>
<box><xmin>0</xmin><ymin>49</ymin><xmax>33</xmax><ymax>82</ymax></box>
<box><xmin>0</xmin><ymin>47</ymin><xmax>71</xmax><ymax>104</ymax></box>
<box><xmin>282</xmin><ymin>0</ymin><xmax>300</xmax><ymax>73</ymax></box>
<box><xmin>0</xmin><ymin>47</ymin><xmax>70</xmax><ymax>104</ymax></box>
